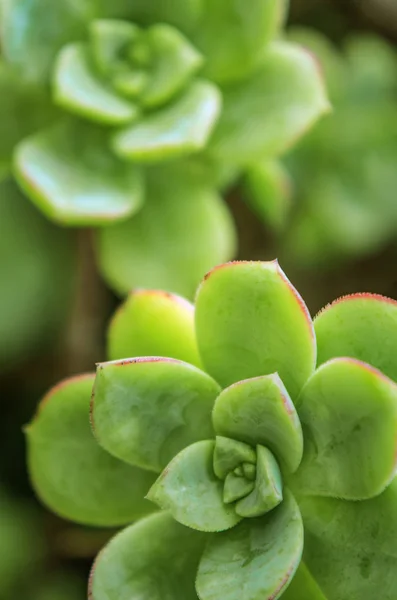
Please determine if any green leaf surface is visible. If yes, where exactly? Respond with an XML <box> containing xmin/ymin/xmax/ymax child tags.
<box><xmin>92</xmin><ymin>358</ymin><xmax>220</xmax><ymax>472</ymax></box>
<box><xmin>53</xmin><ymin>43</ymin><xmax>139</xmax><ymax>125</ymax></box>
<box><xmin>223</xmin><ymin>471</ymin><xmax>254</xmax><ymax>504</ymax></box>
<box><xmin>195</xmin><ymin>260</ymin><xmax>316</xmax><ymax>399</ymax></box>
<box><xmin>0</xmin><ymin>63</ymin><xmax>58</xmax><ymax>177</ymax></box>
<box><xmin>213</xmin><ymin>374</ymin><xmax>303</xmax><ymax>473</ymax></box>
<box><xmin>27</xmin><ymin>374</ymin><xmax>156</xmax><ymax>526</ymax></box>
<box><xmin>315</xmin><ymin>294</ymin><xmax>397</xmax><ymax>384</ymax></box>
<box><xmin>300</xmin><ymin>479</ymin><xmax>397</xmax><ymax>600</ymax></box>
<box><xmin>0</xmin><ymin>0</ymin><xmax>96</xmax><ymax>83</ymax></box>
<box><xmin>89</xmin><ymin>19</ymin><xmax>140</xmax><ymax>75</ymax></box>
<box><xmin>141</xmin><ymin>23</ymin><xmax>203</xmax><ymax>107</ymax></box>
<box><xmin>90</xmin><ymin>511</ymin><xmax>206</xmax><ymax>600</ymax></box>
<box><xmin>96</xmin><ymin>163</ymin><xmax>236</xmax><ymax>297</ymax></box>
<box><xmin>295</xmin><ymin>358</ymin><xmax>397</xmax><ymax>500</ymax></box>
<box><xmin>196</xmin><ymin>490</ymin><xmax>303</xmax><ymax>600</ymax></box>
<box><xmin>281</xmin><ymin>563</ymin><xmax>327</xmax><ymax>600</ymax></box>
<box><xmin>213</xmin><ymin>436</ymin><xmax>256</xmax><ymax>480</ymax></box>
<box><xmin>209</xmin><ymin>41</ymin><xmax>330</xmax><ymax>165</ymax></box>
<box><xmin>148</xmin><ymin>440</ymin><xmax>241</xmax><ymax>532</ymax></box>
<box><xmin>0</xmin><ymin>179</ymin><xmax>75</xmax><ymax>369</ymax></box>
<box><xmin>112</xmin><ymin>81</ymin><xmax>221</xmax><ymax>162</ymax></box>
<box><xmin>244</xmin><ymin>160</ymin><xmax>292</xmax><ymax>231</ymax></box>
<box><xmin>193</xmin><ymin>0</ymin><xmax>287</xmax><ymax>83</ymax></box>
<box><xmin>14</xmin><ymin>120</ymin><xmax>143</xmax><ymax>225</ymax></box>
<box><xmin>107</xmin><ymin>289</ymin><xmax>202</xmax><ymax>367</ymax></box>
<box><xmin>235</xmin><ymin>446</ymin><xmax>283</xmax><ymax>518</ymax></box>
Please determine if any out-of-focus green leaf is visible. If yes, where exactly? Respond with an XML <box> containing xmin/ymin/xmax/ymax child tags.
<box><xmin>193</xmin><ymin>0</ymin><xmax>287</xmax><ymax>83</ymax></box>
<box><xmin>107</xmin><ymin>289</ymin><xmax>202</xmax><ymax>367</ymax></box>
<box><xmin>92</xmin><ymin>358</ymin><xmax>219</xmax><ymax>471</ymax></box>
<box><xmin>0</xmin><ymin>63</ymin><xmax>57</xmax><ymax>179</ymax></box>
<box><xmin>53</xmin><ymin>43</ymin><xmax>140</xmax><ymax>125</ymax></box>
<box><xmin>281</xmin><ymin>563</ymin><xmax>327</xmax><ymax>600</ymax></box>
<box><xmin>89</xmin><ymin>19</ymin><xmax>139</xmax><ymax>76</ymax></box>
<box><xmin>14</xmin><ymin>119</ymin><xmax>143</xmax><ymax>225</ymax></box>
<box><xmin>147</xmin><ymin>440</ymin><xmax>242</xmax><ymax>532</ymax></box>
<box><xmin>96</xmin><ymin>162</ymin><xmax>236</xmax><ymax>297</ymax></box>
<box><xmin>196</xmin><ymin>490</ymin><xmax>303</xmax><ymax>600</ymax></box>
<box><xmin>0</xmin><ymin>179</ymin><xmax>75</xmax><ymax>369</ymax></box>
<box><xmin>0</xmin><ymin>0</ymin><xmax>97</xmax><ymax>83</ymax></box>
<box><xmin>27</xmin><ymin>374</ymin><xmax>156</xmax><ymax>526</ymax></box>
<box><xmin>195</xmin><ymin>260</ymin><xmax>316</xmax><ymax>400</ymax></box>
<box><xmin>90</xmin><ymin>511</ymin><xmax>206</xmax><ymax>600</ymax></box>
<box><xmin>208</xmin><ymin>41</ymin><xmax>330</xmax><ymax>165</ymax></box>
<box><xmin>112</xmin><ymin>81</ymin><xmax>221</xmax><ymax>162</ymax></box>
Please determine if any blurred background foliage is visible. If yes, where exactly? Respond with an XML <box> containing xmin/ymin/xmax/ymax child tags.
<box><xmin>1</xmin><ymin>0</ymin><xmax>397</xmax><ymax>597</ymax></box>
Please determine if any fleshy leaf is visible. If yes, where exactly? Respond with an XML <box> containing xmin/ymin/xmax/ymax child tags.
<box><xmin>89</xmin><ymin>511</ymin><xmax>206</xmax><ymax>600</ymax></box>
<box><xmin>89</xmin><ymin>19</ymin><xmax>140</xmax><ymax>75</ymax></box>
<box><xmin>213</xmin><ymin>374</ymin><xmax>303</xmax><ymax>472</ymax></box>
<box><xmin>107</xmin><ymin>289</ymin><xmax>202</xmax><ymax>367</ymax></box>
<box><xmin>300</xmin><ymin>479</ymin><xmax>397</xmax><ymax>600</ymax></box>
<box><xmin>193</xmin><ymin>0</ymin><xmax>288</xmax><ymax>83</ymax></box>
<box><xmin>196</xmin><ymin>490</ymin><xmax>303</xmax><ymax>600</ymax></box>
<box><xmin>235</xmin><ymin>446</ymin><xmax>283</xmax><ymax>518</ymax></box>
<box><xmin>141</xmin><ymin>24</ymin><xmax>203</xmax><ymax>107</ymax></box>
<box><xmin>213</xmin><ymin>436</ymin><xmax>256</xmax><ymax>480</ymax></box>
<box><xmin>95</xmin><ymin>162</ymin><xmax>236</xmax><ymax>297</ymax></box>
<box><xmin>53</xmin><ymin>43</ymin><xmax>139</xmax><ymax>125</ymax></box>
<box><xmin>112</xmin><ymin>81</ymin><xmax>221</xmax><ymax>162</ymax></box>
<box><xmin>295</xmin><ymin>358</ymin><xmax>397</xmax><ymax>500</ymax></box>
<box><xmin>14</xmin><ymin>120</ymin><xmax>143</xmax><ymax>225</ymax></box>
<box><xmin>92</xmin><ymin>358</ymin><xmax>220</xmax><ymax>472</ymax></box>
<box><xmin>208</xmin><ymin>41</ymin><xmax>330</xmax><ymax>165</ymax></box>
<box><xmin>0</xmin><ymin>0</ymin><xmax>96</xmax><ymax>83</ymax></box>
<box><xmin>147</xmin><ymin>440</ymin><xmax>242</xmax><ymax>532</ymax></box>
<box><xmin>244</xmin><ymin>160</ymin><xmax>292</xmax><ymax>231</ymax></box>
<box><xmin>195</xmin><ymin>261</ymin><xmax>316</xmax><ymax>400</ymax></box>
<box><xmin>26</xmin><ymin>374</ymin><xmax>156</xmax><ymax>526</ymax></box>
<box><xmin>223</xmin><ymin>472</ymin><xmax>254</xmax><ymax>504</ymax></box>
<box><xmin>315</xmin><ymin>294</ymin><xmax>397</xmax><ymax>384</ymax></box>
<box><xmin>282</xmin><ymin>563</ymin><xmax>328</xmax><ymax>600</ymax></box>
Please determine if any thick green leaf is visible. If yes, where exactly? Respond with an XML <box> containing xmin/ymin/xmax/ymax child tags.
<box><xmin>95</xmin><ymin>163</ymin><xmax>236</xmax><ymax>297</ymax></box>
<box><xmin>53</xmin><ymin>43</ymin><xmax>139</xmax><ymax>125</ymax></box>
<box><xmin>213</xmin><ymin>374</ymin><xmax>303</xmax><ymax>472</ymax></box>
<box><xmin>213</xmin><ymin>436</ymin><xmax>256</xmax><ymax>480</ymax></box>
<box><xmin>92</xmin><ymin>358</ymin><xmax>220</xmax><ymax>472</ymax></box>
<box><xmin>112</xmin><ymin>81</ymin><xmax>221</xmax><ymax>162</ymax></box>
<box><xmin>89</xmin><ymin>19</ymin><xmax>140</xmax><ymax>76</ymax></box>
<box><xmin>193</xmin><ymin>0</ymin><xmax>287</xmax><ymax>83</ymax></box>
<box><xmin>295</xmin><ymin>358</ymin><xmax>397</xmax><ymax>500</ymax></box>
<box><xmin>0</xmin><ymin>63</ymin><xmax>57</xmax><ymax>177</ymax></box>
<box><xmin>315</xmin><ymin>294</ymin><xmax>397</xmax><ymax>384</ymax></box>
<box><xmin>89</xmin><ymin>511</ymin><xmax>206</xmax><ymax>600</ymax></box>
<box><xmin>26</xmin><ymin>374</ymin><xmax>156</xmax><ymax>526</ymax></box>
<box><xmin>107</xmin><ymin>289</ymin><xmax>202</xmax><ymax>367</ymax></box>
<box><xmin>195</xmin><ymin>260</ymin><xmax>316</xmax><ymax>400</ymax></box>
<box><xmin>0</xmin><ymin>0</ymin><xmax>96</xmax><ymax>83</ymax></box>
<box><xmin>244</xmin><ymin>160</ymin><xmax>292</xmax><ymax>231</ymax></box>
<box><xmin>141</xmin><ymin>23</ymin><xmax>203</xmax><ymax>107</ymax></box>
<box><xmin>281</xmin><ymin>563</ymin><xmax>328</xmax><ymax>600</ymax></box>
<box><xmin>0</xmin><ymin>179</ymin><xmax>75</xmax><ymax>369</ymax></box>
<box><xmin>14</xmin><ymin>120</ymin><xmax>143</xmax><ymax>225</ymax></box>
<box><xmin>209</xmin><ymin>41</ymin><xmax>330</xmax><ymax>165</ymax></box>
<box><xmin>196</xmin><ymin>490</ymin><xmax>303</xmax><ymax>600</ymax></box>
<box><xmin>300</xmin><ymin>479</ymin><xmax>397</xmax><ymax>600</ymax></box>
<box><xmin>235</xmin><ymin>446</ymin><xmax>283</xmax><ymax>518</ymax></box>
<box><xmin>147</xmin><ymin>440</ymin><xmax>241</xmax><ymax>532</ymax></box>
<box><xmin>223</xmin><ymin>471</ymin><xmax>254</xmax><ymax>504</ymax></box>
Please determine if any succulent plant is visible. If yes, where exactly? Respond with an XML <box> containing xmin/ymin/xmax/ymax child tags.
<box><xmin>281</xmin><ymin>30</ymin><xmax>397</xmax><ymax>266</ymax></box>
<box><xmin>27</xmin><ymin>260</ymin><xmax>397</xmax><ymax>599</ymax></box>
<box><xmin>0</xmin><ymin>0</ymin><xmax>328</xmax><ymax>296</ymax></box>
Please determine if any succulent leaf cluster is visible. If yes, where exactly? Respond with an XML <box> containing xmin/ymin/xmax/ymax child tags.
<box><xmin>0</xmin><ymin>0</ymin><xmax>328</xmax><ymax>296</ymax></box>
<box><xmin>27</xmin><ymin>260</ymin><xmax>397</xmax><ymax>600</ymax></box>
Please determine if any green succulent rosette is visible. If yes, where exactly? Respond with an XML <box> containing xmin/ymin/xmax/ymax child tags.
<box><xmin>0</xmin><ymin>0</ymin><xmax>328</xmax><ymax>296</ymax></box>
<box><xmin>27</xmin><ymin>260</ymin><xmax>397</xmax><ymax>599</ymax></box>
<box><xmin>281</xmin><ymin>30</ymin><xmax>397</xmax><ymax>265</ymax></box>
